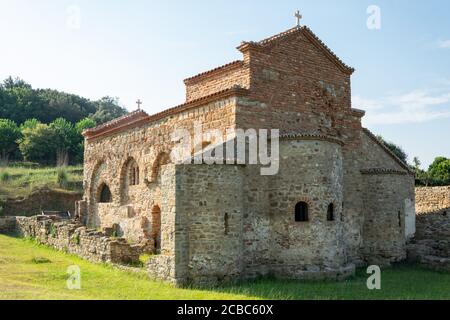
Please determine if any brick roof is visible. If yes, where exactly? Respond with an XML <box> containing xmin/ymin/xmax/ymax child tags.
<box><xmin>237</xmin><ymin>26</ymin><xmax>355</xmax><ymax>75</ymax></box>
<box><xmin>82</xmin><ymin>110</ymin><xmax>149</xmax><ymax>138</ymax></box>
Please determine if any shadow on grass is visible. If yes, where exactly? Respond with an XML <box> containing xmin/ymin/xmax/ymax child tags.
<box><xmin>190</xmin><ymin>264</ymin><xmax>450</xmax><ymax>300</ymax></box>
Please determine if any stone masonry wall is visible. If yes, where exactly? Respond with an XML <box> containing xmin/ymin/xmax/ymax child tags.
<box><xmin>415</xmin><ymin>186</ymin><xmax>450</xmax><ymax>214</ymax></box>
<box><xmin>78</xmin><ymin>26</ymin><xmax>416</xmax><ymax>285</ymax></box>
<box><xmin>84</xmin><ymin>97</ymin><xmax>238</xmax><ymax>246</ymax></box>
<box><xmin>0</xmin><ymin>216</ymin><xmax>140</xmax><ymax>265</ymax></box>
<box><xmin>407</xmin><ymin>186</ymin><xmax>450</xmax><ymax>271</ymax></box>
<box><xmin>172</xmin><ymin>164</ymin><xmax>245</xmax><ymax>286</ymax></box>
<box><xmin>407</xmin><ymin>210</ymin><xmax>450</xmax><ymax>271</ymax></box>
<box><xmin>361</xmin><ymin>173</ymin><xmax>415</xmax><ymax>265</ymax></box>
<box><xmin>255</xmin><ymin>139</ymin><xmax>353</xmax><ymax>280</ymax></box>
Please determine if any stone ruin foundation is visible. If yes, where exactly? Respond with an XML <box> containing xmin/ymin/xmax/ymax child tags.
<box><xmin>0</xmin><ymin>215</ymin><xmax>141</xmax><ymax>266</ymax></box>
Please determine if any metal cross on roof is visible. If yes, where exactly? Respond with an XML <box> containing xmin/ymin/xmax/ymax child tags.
<box><xmin>136</xmin><ymin>99</ymin><xmax>142</xmax><ymax>110</ymax></box>
<box><xmin>294</xmin><ymin>10</ymin><xmax>302</xmax><ymax>27</ymax></box>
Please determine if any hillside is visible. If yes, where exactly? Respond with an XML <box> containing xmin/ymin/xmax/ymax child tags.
<box><xmin>0</xmin><ymin>164</ymin><xmax>83</xmax><ymax>216</ymax></box>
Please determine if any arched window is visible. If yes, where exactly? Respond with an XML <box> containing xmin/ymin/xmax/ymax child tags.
<box><xmin>295</xmin><ymin>202</ymin><xmax>309</xmax><ymax>222</ymax></box>
<box><xmin>150</xmin><ymin>153</ymin><xmax>171</xmax><ymax>182</ymax></box>
<box><xmin>327</xmin><ymin>203</ymin><xmax>335</xmax><ymax>221</ymax></box>
<box><xmin>129</xmin><ymin>161</ymin><xmax>139</xmax><ymax>186</ymax></box>
<box><xmin>99</xmin><ymin>184</ymin><xmax>112</xmax><ymax>203</ymax></box>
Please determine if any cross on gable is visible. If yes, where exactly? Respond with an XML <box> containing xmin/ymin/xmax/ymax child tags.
<box><xmin>294</xmin><ymin>10</ymin><xmax>302</xmax><ymax>27</ymax></box>
<box><xmin>136</xmin><ymin>99</ymin><xmax>142</xmax><ymax>110</ymax></box>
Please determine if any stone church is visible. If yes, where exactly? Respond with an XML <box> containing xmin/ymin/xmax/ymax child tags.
<box><xmin>78</xmin><ymin>24</ymin><xmax>416</xmax><ymax>285</ymax></box>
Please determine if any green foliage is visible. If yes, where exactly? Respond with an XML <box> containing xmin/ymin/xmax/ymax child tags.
<box><xmin>71</xmin><ymin>233</ymin><xmax>81</xmax><ymax>246</ymax></box>
<box><xmin>0</xmin><ymin>171</ymin><xmax>11</xmax><ymax>182</ymax></box>
<box><xmin>50</xmin><ymin>118</ymin><xmax>78</xmax><ymax>166</ymax></box>
<box><xmin>31</xmin><ymin>257</ymin><xmax>52</xmax><ymax>264</ymax></box>
<box><xmin>428</xmin><ymin>157</ymin><xmax>450</xmax><ymax>186</ymax></box>
<box><xmin>2</xmin><ymin>76</ymin><xmax>32</xmax><ymax>90</ymax></box>
<box><xmin>0</xmin><ymin>77</ymin><xmax>128</xmax><ymax>165</ymax></box>
<box><xmin>73</xmin><ymin>118</ymin><xmax>97</xmax><ymax>163</ymax></box>
<box><xmin>0</xmin><ymin>119</ymin><xmax>22</xmax><ymax>164</ymax></box>
<box><xmin>20</xmin><ymin>118</ymin><xmax>40</xmax><ymax>131</ymax></box>
<box><xmin>56</xmin><ymin>167</ymin><xmax>69</xmax><ymax>189</ymax></box>
<box><xmin>90</xmin><ymin>96</ymin><xmax>128</xmax><ymax>125</ymax></box>
<box><xmin>0</xmin><ymin>164</ymin><xmax>83</xmax><ymax>200</ymax></box>
<box><xmin>75</xmin><ymin>118</ymin><xmax>96</xmax><ymax>134</ymax></box>
<box><xmin>1</xmin><ymin>235</ymin><xmax>450</xmax><ymax>300</ymax></box>
<box><xmin>0</xmin><ymin>77</ymin><xmax>96</xmax><ymax>124</ymax></box>
<box><xmin>49</xmin><ymin>224</ymin><xmax>57</xmax><ymax>238</ymax></box>
<box><xmin>18</xmin><ymin>123</ymin><xmax>58</xmax><ymax>164</ymax></box>
<box><xmin>376</xmin><ymin>135</ymin><xmax>408</xmax><ymax>164</ymax></box>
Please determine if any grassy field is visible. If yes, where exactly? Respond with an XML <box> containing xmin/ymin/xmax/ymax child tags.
<box><xmin>0</xmin><ymin>235</ymin><xmax>449</xmax><ymax>300</ymax></box>
<box><xmin>0</xmin><ymin>164</ymin><xmax>83</xmax><ymax>200</ymax></box>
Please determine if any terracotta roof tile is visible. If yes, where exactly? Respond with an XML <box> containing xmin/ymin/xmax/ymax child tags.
<box><xmin>82</xmin><ymin>110</ymin><xmax>149</xmax><ymax>137</ymax></box>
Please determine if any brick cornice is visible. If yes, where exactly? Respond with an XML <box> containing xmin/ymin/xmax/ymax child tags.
<box><xmin>280</xmin><ymin>133</ymin><xmax>345</xmax><ymax>146</ymax></box>
<box><xmin>361</xmin><ymin>168</ymin><xmax>410</xmax><ymax>176</ymax></box>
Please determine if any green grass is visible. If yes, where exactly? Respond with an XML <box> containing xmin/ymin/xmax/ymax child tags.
<box><xmin>0</xmin><ymin>164</ymin><xmax>83</xmax><ymax>200</ymax></box>
<box><xmin>0</xmin><ymin>235</ymin><xmax>449</xmax><ymax>300</ymax></box>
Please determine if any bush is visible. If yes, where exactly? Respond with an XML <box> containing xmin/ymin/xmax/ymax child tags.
<box><xmin>0</xmin><ymin>171</ymin><xmax>10</xmax><ymax>182</ymax></box>
<box><xmin>31</xmin><ymin>257</ymin><xmax>52</xmax><ymax>264</ymax></box>
<box><xmin>56</xmin><ymin>167</ymin><xmax>69</xmax><ymax>189</ymax></box>
<box><xmin>49</xmin><ymin>224</ymin><xmax>57</xmax><ymax>238</ymax></box>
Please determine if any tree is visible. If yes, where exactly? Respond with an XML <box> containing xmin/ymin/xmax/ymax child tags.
<box><xmin>74</xmin><ymin>118</ymin><xmax>97</xmax><ymax>163</ymax></box>
<box><xmin>428</xmin><ymin>157</ymin><xmax>450</xmax><ymax>185</ymax></box>
<box><xmin>2</xmin><ymin>76</ymin><xmax>32</xmax><ymax>90</ymax></box>
<box><xmin>0</xmin><ymin>119</ymin><xmax>22</xmax><ymax>165</ymax></box>
<box><xmin>75</xmin><ymin>118</ymin><xmax>96</xmax><ymax>134</ymax></box>
<box><xmin>376</xmin><ymin>135</ymin><xmax>408</xmax><ymax>164</ymax></box>
<box><xmin>19</xmin><ymin>123</ymin><xmax>58</xmax><ymax>165</ymax></box>
<box><xmin>413</xmin><ymin>157</ymin><xmax>421</xmax><ymax>170</ymax></box>
<box><xmin>50</xmin><ymin>118</ymin><xmax>78</xmax><ymax>167</ymax></box>
<box><xmin>90</xmin><ymin>96</ymin><xmax>128</xmax><ymax>125</ymax></box>
<box><xmin>0</xmin><ymin>77</ymin><xmax>128</xmax><ymax>127</ymax></box>
<box><xmin>20</xmin><ymin>119</ymin><xmax>40</xmax><ymax>131</ymax></box>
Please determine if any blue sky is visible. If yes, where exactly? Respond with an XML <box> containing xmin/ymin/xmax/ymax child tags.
<box><xmin>0</xmin><ymin>0</ymin><xmax>449</xmax><ymax>168</ymax></box>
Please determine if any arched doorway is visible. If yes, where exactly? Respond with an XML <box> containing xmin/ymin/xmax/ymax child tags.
<box><xmin>98</xmin><ymin>183</ymin><xmax>112</xmax><ymax>203</ymax></box>
<box><xmin>151</xmin><ymin>205</ymin><xmax>161</xmax><ymax>254</ymax></box>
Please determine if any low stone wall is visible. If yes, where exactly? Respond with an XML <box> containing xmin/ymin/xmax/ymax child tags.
<box><xmin>0</xmin><ymin>187</ymin><xmax>82</xmax><ymax>217</ymax></box>
<box><xmin>407</xmin><ymin>209</ymin><xmax>450</xmax><ymax>271</ymax></box>
<box><xmin>415</xmin><ymin>186</ymin><xmax>450</xmax><ymax>214</ymax></box>
<box><xmin>0</xmin><ymin>216</ymin><xmax>141</xmax><ymax>265</ymax></box>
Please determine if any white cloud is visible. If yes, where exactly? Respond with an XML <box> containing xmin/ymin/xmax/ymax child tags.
<box><xmin>438</xmin><ymin>40</ymin><xmax>450</xmax><ymax>48</ymax></box>
<box><xmin>354</xmin><ymin>89</ymin><xmax>450</xmax><ymax>125</ymax></box>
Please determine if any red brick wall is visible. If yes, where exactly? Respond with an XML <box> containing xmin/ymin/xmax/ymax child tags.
<box><xmin>185</xmin><ymin>64</ymin><xmax>250</xmax><ymax>102</ymax></box>
<box><xmin>235</xmin><ymin>31</ymin><xmax>359</xmax><ymax>141</ymax></box>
